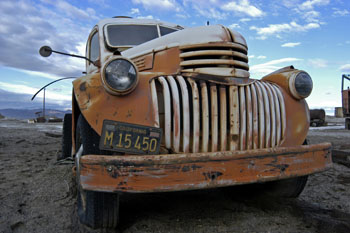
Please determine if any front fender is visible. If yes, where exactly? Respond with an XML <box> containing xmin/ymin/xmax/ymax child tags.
<box><xmin>73</xmin><ymin>73</ymin><xmax>159</xmax><ymax>136</ymax></box>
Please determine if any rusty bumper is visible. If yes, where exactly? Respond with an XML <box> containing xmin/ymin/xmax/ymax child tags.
<box><xmin>79</xmin><ymin>142</ymin><xmax>332</xmax><ymax>193</ymax></box>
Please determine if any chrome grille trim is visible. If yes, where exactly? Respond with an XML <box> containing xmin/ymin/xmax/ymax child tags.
<box><xmin>229</xmin><ymin>86</ymin><xmax>240</xmax><ymax>151</ymax></box>
<box><xmin>151</xmin><ymin>76</ymin><xmax>286</xmax><ymax>153</ymax></box>
<box><xmin>166</xmin><ymin>76</ymin><xmax>181</xmax><ymax>152</ymax></box>
<box><xmin>157</xmin><ymin>77</ymin><xmax>171</xmax><ymax>149</ymax></box>
<box><xmin>200</xmin><ymin>81</ymin><xmax>209</xmax><ymax>152</ymax></box>
<box><xmin>188</xmin><ymin>78</ymin><xmax>200</xmax><ymax>153</ymax></box>
<box><xmin>219</xmin><ymin>86</ymin><xmax>227</xmax><ymax>151</ymax></box>
<box><xmin>176</xmin><ymin>76</ymin><xmax>190</xmax><ymax>153</ymax></box>
<box><xmin>210</xmin><ymin>84</ymin><xmax>218</xmax><ymax>152</ymax></box>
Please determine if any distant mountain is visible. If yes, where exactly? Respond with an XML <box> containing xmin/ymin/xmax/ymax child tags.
<box><xmin>0</xmin><ymin>108</ymin><xmax>71</xmax><ymax>120</ymax></box>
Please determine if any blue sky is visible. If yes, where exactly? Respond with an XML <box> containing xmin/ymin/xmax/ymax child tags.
<box><xmin>0</xmin><ymin>0</ymin><xmax>349</xmax><ymax>112</ymax></box>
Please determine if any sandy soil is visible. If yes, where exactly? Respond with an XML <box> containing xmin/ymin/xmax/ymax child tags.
<box><xmin>0</xmin><ymin>119</ymin><xmax>349</xmax><ymax>233</ymax></box>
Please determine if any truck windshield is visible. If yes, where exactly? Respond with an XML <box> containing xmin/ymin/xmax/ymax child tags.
<box><xmin>106</xmin><ymin>25</ymin><xmax>159</xmax><ymax>47</ymax></box>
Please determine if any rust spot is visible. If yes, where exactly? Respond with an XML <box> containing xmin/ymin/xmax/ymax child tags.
<box><xmin>203</xmin><ymin>171</ymin><xmax>223</xmax><ymax>181</ymax></box>
<box><xmin>80</xmin><ymin>82</ymin><xmax>87</xmax><ymax>91</ymax></box>
<box><xmin>266</xmin><ymin>163</ymin><xmax>289</xmax><ymax>172</ymax></box>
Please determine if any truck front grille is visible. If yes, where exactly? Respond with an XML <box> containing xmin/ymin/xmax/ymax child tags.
<box><xmin>179</xmin><ymin>42</ymin><xmax>249</xmax><ymax>78</ymax></box>
<box><xmin>150</xmin><ymin>76</ymin><xmax>286</xmax><ymax>153</ymax></box>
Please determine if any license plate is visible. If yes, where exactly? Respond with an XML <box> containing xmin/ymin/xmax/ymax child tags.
<box><xmin>99</xmin><ymin>120</ymin><xmax>162</xmax><ymax>154</ymax></box>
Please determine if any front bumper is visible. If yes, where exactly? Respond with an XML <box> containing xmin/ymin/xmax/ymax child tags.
<box><xmin>79</xmin><ymin>143</ymin><xmax>332</xmax><ymax>193</ymax></box>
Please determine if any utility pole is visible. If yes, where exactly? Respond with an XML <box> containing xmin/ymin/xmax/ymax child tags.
<box><xmin>43</xmin><ymin>88</ymin><xmax>46</xmax><ymax>119</ymax></box>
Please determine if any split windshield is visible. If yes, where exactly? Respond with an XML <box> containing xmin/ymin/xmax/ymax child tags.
<box><xmin>105</xmin><ymin>24</ymin><xmax>178</xmax><ymax>47</ymax></box>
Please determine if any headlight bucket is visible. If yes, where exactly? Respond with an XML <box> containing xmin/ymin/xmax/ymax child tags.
<box><xmin>101</xmin><ymin>57</ymin><xmax>139</xmax><ymax>95</ymax></box>
<box><xmin>288</xmin><ymin>71</ymin><xmax>313</xmax><ymax>99</ymax></box>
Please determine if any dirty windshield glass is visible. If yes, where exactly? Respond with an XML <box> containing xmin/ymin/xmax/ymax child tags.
<box><xmin>106</xmin><ymin>25</ymin><xmax>159</xmax><ymax>46</ymax></box>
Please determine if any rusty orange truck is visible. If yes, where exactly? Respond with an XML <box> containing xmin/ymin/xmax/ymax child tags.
<box><xmin>39</xmin><ymin>17</ymin><xmax>332</xmax><ymax>228</ymax></box>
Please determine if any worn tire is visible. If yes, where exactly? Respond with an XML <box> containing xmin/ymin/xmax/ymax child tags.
<box><xmin>58</xmin><ymin>113</ymin><xmax>72</xmax><ymax>161</ymax></box>
<box><xmin>76</xmin><ymin>114</ymin><xmax>119</xmax><ymax>229</ymax></box>
<box><xmin>261</xmin><ymin>139</ymin><xmax>309</xmax><ymax>198</ymax></box>
<box><xmin>261</xmin><ymin>176</ymin><xmax>308</xmax><ymax>198</ymax></box>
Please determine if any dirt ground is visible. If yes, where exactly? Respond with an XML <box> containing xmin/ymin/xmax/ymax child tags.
<box><xmin>0</xmin><ymin>118</ymin><xmax>349</xmax><ymax>233</ymax></box>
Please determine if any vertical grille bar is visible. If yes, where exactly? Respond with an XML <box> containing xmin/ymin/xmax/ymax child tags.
<box><xmin>245</xmin><ymin>86</ymin><xmax>253</xmax><ymax>150</ymax></box>
<box><xmin>239</xmin><ymin>86</ymin><xmax>246</xmax><ymax>150</ymax></box>
<box><xmin>210</xmin><ymin>84</ymin><xmax>218</xmax><ymax>152</ymax></box>
<box><xmin>166</xmin><ymin>76</ymin><xmax>181</xmax><ymax>152</ymax></box>
<box><xmin>274</xmin><ymin>84</ymin><xmax>286</xmax><ymax>143</ymax></box>
<box><xmin>219</xmin><ymin>86</ymin><xmax>227</xmax><ymax>151</ymax></box>
<box><xmin>253</xmin><ymin>82</ymin><xmax>265</xmax><ymax>149</ymax></box>
<box><xmin>262</xmin><ymin>82</ymin><xmax>276</xmax><ymax>147</ymax></box>
<box><xmin>157</xmin><ymin>76</ymin><xmax>172</xmax><ymax>149</ymax></box>
<box><xmin>200</xmin><ymin>81</ymin><xmax>209</xmax><ymax>152</ymax></box>
<box><xmin>229</xmin><ymin>86</ymin><xmax>239</xmax><ymax>150</ymax></box>
<box><xmin>267</xmin><ymin>82</ymin><xmax>281</xmax><ymax>146</ymax></box>
<box><xmin>250</xmin><ymin>84</ymin><xmax>259</xmax><ymax>149</ymax></box>
<box><xmin>188</xmin><ymin>78</ymin><xmax>200</xmax><ymax>152</ymax></box>
<box><xmin>256</xmin><ymin>81</ymin><xmax>271</xmax><ymax>148</ymax></box>
<box><xmin>176</xmin><ymin>76</ymin><xmax>190</xmax><ymax>153</ymax></box>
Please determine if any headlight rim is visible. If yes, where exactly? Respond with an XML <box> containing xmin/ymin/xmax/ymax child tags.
<box><xmin>288</xmin><ymin>71</ymin><xmax>313</xmax><ymax>100</ymax></box>
<box><xmin>101</xmin><ymin>57</ymin><xmax>139</xmax><ymax>96</ymax></box>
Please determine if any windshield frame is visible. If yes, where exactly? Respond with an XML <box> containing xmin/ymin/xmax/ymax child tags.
<box><xmin>103</xmin><ymin>23</ymin><xmax>179</xmax><ymax>49</ymax></box>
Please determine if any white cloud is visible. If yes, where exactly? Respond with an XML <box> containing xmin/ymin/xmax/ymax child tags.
<box><xmin>248</xmin><ymin>55</ymin><xmax>266</xmax><ymax>59</ymax></box>
<box><xmin>54</xmin><ymin>0</ymin><xmax>99</xmax><ymax>20</ymax></box>
<box><xmin>250</xmin><ymin>21</ymin><xmax>320</xmax><ymax>39</ymax></box>
<box><xmin>130</xmin><ymin>8</ymin><xmax>140</xmax><ymax>15</ymax></box>
<box><xmin>17</xmin><ymin>69</ymin><xmax>61</xmax><ymax>80</ymax></box>
<box><xmin>239</xmin><ymin>18</ymin><xmax>251</xmax><ymax>22</ymax></box>
<box><xmin>136</xmin><ymin>15</ymin><xmax>154</xmax><ymax>19</ymax></box>
<box><xmin>0</xmin><ymin>81</ymin><xmax>71</xmax><ymax>101</ymax></box>
<box><xmin>193</xmin><ymin>5</ymin><xmax>227</xmax><ymax>20</ymax></box>
<box><xmin>340</xmin><ymin>64</ymin><xmax>350</xmax><ymax>73</ymax></box>
<box><xmin>176</xmin><ymin>13</ymin><xmax>188</xmax><ymax>19</ymax></box>
<box><xmin>333</xmin><ymin>9</ymin><xmax>350</xmax><ymax>17</ymax></box>
<box><xmin>228</xmin><ymin>23</ymin><xmax>240</xmax><ymax>29</ymax></box>
<box><xmin>0</xmin><ymin>0</ymin><xmax>90</xmax><ymax>78</ymax></box>
<box><xmin>250</xmin><ymin>58</ymin><xmax>303</xmax><ymax>76</ymax></box>
<box><xmin>299</xmin><ymin>0</ymin><xmax>330</xmax><ymax>11</ymax></box>
<box><xmin>222</xmin><ymin>0</ymin><xmax>264</xmax><ymax>17</ymax></box>
<box><xmin>302</xmin><ymin>10</ymin><xmax>320</xmax><ymax>22</ymax></box>
<box><xmin>281</xmin><ymin>42</ymin><xmax>301</xmax><ymax>47</ymax></box>
<box><xmin>132</xmin><ymin>0</ymin><xmax>179</xmax><ymax>11</ymax></box>
<box><xmin>308</xmin><ymin>58</ymin><xmax>328</xmax><ymax>68</ymax></box>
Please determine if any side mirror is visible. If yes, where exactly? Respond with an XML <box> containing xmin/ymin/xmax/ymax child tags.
<box><xmin>39</xmin><ymin>46</ymin><xmax>53</xmax><ymax>57</ymax></box>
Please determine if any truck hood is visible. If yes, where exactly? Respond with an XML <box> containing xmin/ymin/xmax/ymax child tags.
<box><xmin>122</xmin><ymin>25</ymin><xmax>247</xmax><ymax>59</ymax></box>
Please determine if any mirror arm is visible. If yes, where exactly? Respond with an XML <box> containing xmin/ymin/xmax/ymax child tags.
<box><xmin>50</xmin><ymin>50</ymin><xmax>95</xmax><ymax>64</ymax></box>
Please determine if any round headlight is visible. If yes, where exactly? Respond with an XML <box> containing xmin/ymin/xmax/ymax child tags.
<box><xmin>102</xmin><ymin>58</ymin><xmax>138</xmax><ymax>95</ymax></box>
<box><xmin>289</xmin><ymin>71</ymin><xmax>313</xmax><ymax>99</ymax></box>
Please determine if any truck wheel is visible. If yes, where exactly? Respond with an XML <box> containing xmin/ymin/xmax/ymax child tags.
<box><xmin>76</xmin><ymin>114</ymin><xmax>119</xmax><ymax>229</ymax></box>
<box><xmin>346</xmin><ymin>118</ymin><xmax>350</xmax><ymax>130</ymax></box>
<box><xmin>262</xmin><ymin>176</ymin><xmax>308</xmax><ymax>198</ymax></box>
<box><xmin>58</xmin><ymin>113</ymin><xmax>72</xmax><ymax>161</ymax></box>
<box><xmin>262</xmin><ymin>139</ymin><xmax>309</xmax><ymax>198</ymax></box>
